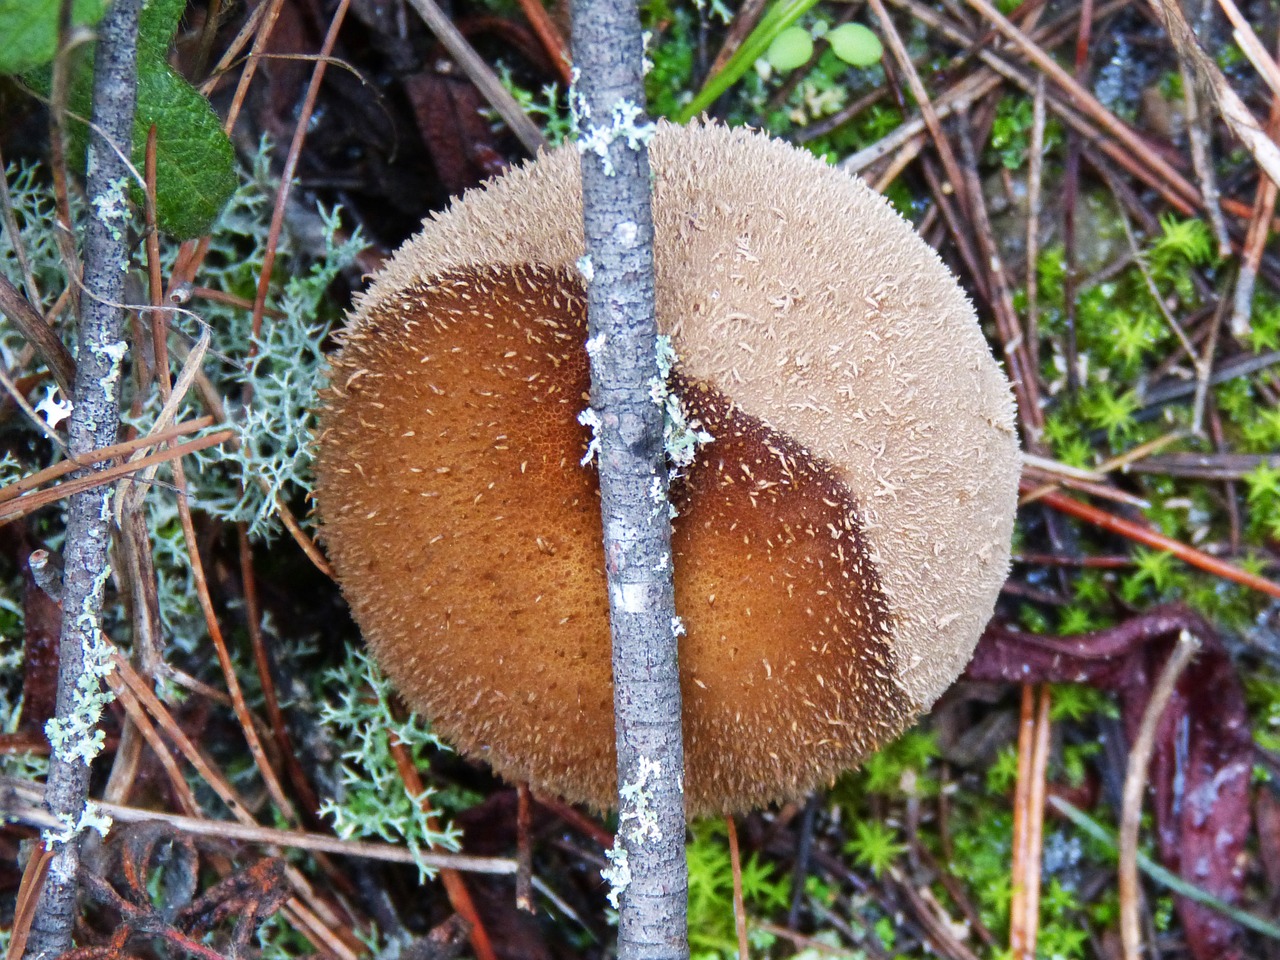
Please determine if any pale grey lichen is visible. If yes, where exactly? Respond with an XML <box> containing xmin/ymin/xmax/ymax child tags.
<box><xmin>618</xmin><ymin>755</ymin><xmax>664</xmax><ymax>845</ymax></box>
<box><xmin>574</xmin><ymin>97</ymin><xmax>657</xmax><ymax>177</ymax></box>
<box><xmin>578</xmin><ymin>407</ymin><xmax>603</xmax><ymax>466</ymax></box>
<box><xmin>90</xmin><ymin>176</ymin><xmax>131</xmax><ymax>245</ymax></box>
<box><xmin>601</xmin><ymin>839</ymin><xmax>631</xmax><ymax>909</ymax></box>
<box><xmin>649</xmin><ymin>335</ymin><xmax>713</xmax><ymax>480</ymax></box>
<box><xmin>43</xmin><ymin>800</ymin><xmax>113</xmax><ymax>845</ymax></box>
<box><xmin>90</xmin><ymin>338</ymin><xmax>128</xmax><ymax>403</ymax></box>
<box><xmin>44</xmin><ymin>564</ymin><xmax>116</xmax><ymax>770</ymax></box>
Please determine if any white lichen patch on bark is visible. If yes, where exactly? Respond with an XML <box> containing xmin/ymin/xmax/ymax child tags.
<box><xmin>578</xmin><ymin>406</ymin><xmax>603</xmax><ymax>465</ymax></box>
<box><xmin>572</xmin><ymin>89</ymin><xmax>657</xmax><ymax>177</ymax></box>
<box><xmin>601</xmin><ymin>839</ymin><xmax>632</xmax><ymax>909</ymax></box>
<box><xmin>44</xmin><ymin>561</ymin><xmax>117</xmax><ymax>773</ymax></box>
<box><xmin>649</xmin><ymin>335</ymin><xmax>712</xmax><ymax>479</ymax></box>
<box><xmin>43</xmin><ymin>800</ymin><xmax>113</xmax><ymax>846</ymax></box>
<box><xmin>618</xmin><ymin>755</ymin><xmax>664</xmax><ymax>844</ymax></box>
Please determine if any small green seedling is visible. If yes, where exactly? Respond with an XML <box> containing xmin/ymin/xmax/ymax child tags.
<box><xmin>766</xmin><ymin>25</ymin><xmax>814</xmax><ymax>71</ymax></box>
<box><xmin>827</xmin><ymin>23</ymin><xmax>883</xmax><ymax>67</ymax></box>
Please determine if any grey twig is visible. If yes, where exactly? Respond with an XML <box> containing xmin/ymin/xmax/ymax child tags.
<box><xmin>25</xmin><ymin>0</ymin><xmax>144</xmax><ymax>957</ymax></box>
<box><xmin>571</xmin><ymin>1</ymin><xmax>689</xmax><ymax>957</ymax></box>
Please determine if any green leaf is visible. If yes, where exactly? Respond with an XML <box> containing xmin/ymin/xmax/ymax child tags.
<box><xmin>0</xmin><ymin>0</ymin><xmax>107</xmax><ymax>75</ymax></box>
<box><xmin>137</xmin><ymin>0</ymin><xmax>187</xmax><ymax>62</ymax></box>
<box><xmin>24</xmin><ymin>0</ymin><xmax>236</xmax><ymax>238</ymax></box>
<box><xmin>134</xmin><ymin>59</ymin><xmax>237</xmax><ymax>238</ymax></box>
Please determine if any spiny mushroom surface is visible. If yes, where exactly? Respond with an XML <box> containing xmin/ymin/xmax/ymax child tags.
<box><xmin>314</xmin><ymin>121</ymin><xmax>1021</xmax><ymax>816</ymax></box>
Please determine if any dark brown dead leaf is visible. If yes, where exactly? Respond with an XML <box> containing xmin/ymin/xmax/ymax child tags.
<box><xmin>968</xmin><ymin>604</ymin><xmax>1252</xmax><ymax>960</ymax></box>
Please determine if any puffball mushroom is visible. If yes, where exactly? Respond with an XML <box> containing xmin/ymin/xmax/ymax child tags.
<box><xmin>314</xmin><ymin>121</ymin><xmax>1020</xmax><ymax>816</ymax></box>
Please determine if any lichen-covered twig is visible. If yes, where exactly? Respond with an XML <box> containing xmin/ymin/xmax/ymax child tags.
<box><xmin>571</xmin><ymin>0</ymin><xmax>688</xmax><ymax>956</ymax></box>
<box><xmin>25</xmin><ymin>1</ymin><xmax>146</xmax><ymax>957</ymax></box>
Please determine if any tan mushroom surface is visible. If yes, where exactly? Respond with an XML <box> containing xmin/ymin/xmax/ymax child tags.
<box><xmin>314</xmin><ymin>121</ymin><xmax>1021</xmax><ymax>816</ymax></box>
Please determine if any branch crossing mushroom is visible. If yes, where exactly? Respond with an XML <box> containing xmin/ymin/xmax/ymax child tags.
<box><xmin>314</xmin><ymin>121</ymin><xmax>1021</xmax><ymax>816</ymax></box>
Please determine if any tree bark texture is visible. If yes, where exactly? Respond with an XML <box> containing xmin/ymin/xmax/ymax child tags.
<box><xmin>571</xmin><ymin>2</ymin><xmax>690</xmax><ymax>958</ymax></box>
<box><xmin>26</xmin><ymin>0</ymin><xmax>143</xmax><ymax>955</ymax></box>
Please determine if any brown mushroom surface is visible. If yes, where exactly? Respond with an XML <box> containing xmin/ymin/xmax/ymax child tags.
<box><xmin>314</xmin><ymin>121</ymin><xmax>1021</xmax><ymax>815</ymax></box>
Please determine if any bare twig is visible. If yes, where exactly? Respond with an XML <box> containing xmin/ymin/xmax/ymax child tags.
<box><xmin>1025</xmin><ymin>76</ymin><xmax>1045</xmax><ymax>378</ymax></box>
<box><xmin>1120</xmin><ymin>631</ymin><xmax>1201</xmax><ymax>960</ymax></box>
<box><xmin>27</xmin><ymin>2</ymin><xmax>145</xmax><ymax>956</ymax></box>
<box><xmin>573</xmin><ymin>0</ymin><xmax>688</xmax><ymax>955</ymax></box>
<box><xmin>248</xmin><ymin>0</ymin><xmax>352</xmax><ymax>350</ymax></box>
<box><xmin>388</xmin><ymin>737</ymin><xmax>498</xmax><ymax>960</ymax></box>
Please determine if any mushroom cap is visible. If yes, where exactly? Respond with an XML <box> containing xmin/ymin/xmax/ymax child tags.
<box><xmin>314</xmin><ymin>121</ymin><xmax>1020</xmax><ymax>815</ymax></box>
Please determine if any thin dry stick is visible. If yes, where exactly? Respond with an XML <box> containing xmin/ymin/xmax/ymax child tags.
<box><xmin>237</xmin><ymin>526</ymin><xmax>324</xmax><ymax>824</ymax></box>
<box><xmin>111</xmin><ymin>654</ymin><xmax>252</xmax><ymax>816</ymax></box>
<box><xmin>0</xmin><ymin>431</ymin><xmax>233</xmax><ymax>525</ymax></box>
<box><xmin>1025</xmin><ymin>76</ymin><xmax>1045</xmax><ymax>378</ymax></box>
<box><xmin>1190</xmin><ymin>292</ymin><xmax>1230</xmax><ymax>438</ymax></box>
<box><xmin>1008</xmin><ymin>685</ymin><xmax>1035</xmax><ymax>959</ymax></box>
<box><xmin>1231</xmin><ymin>35</ymin><xmax>1280</xmax><ymax>339</ymax></box>
<box><xmin>725</xmin><ymin>817</ymin><xmax>750</xmax><ymax>960</ymax></box>
<box><xmin>1029</xmin><ymin>484</ymin><xmax>1280</xmax><ymax>600</ymax></box>
<box><xmin>220</xmin><ymin>0</ymin><xmax>287</xmax><ymax>136</ymax></box>
<box><xmin>388</xmin><ymin>737</ymin><xmax>499</xmax><ymax>960</ymax></box>
<box><xmin>1022</xmin><ymin>686</ymin><xmax>1051</xmax><ymax>954</ymax></box>
<box><xmin>167</xmin><ymin>462</ymin><xmax>300</xmax><ymax>820</ymax></box>
<box><xmin>515</xmin><ymin>0</ymin><xmax>572</xmax><ymax>84</ymax></box>
<box><xmin>1213</xmin><ymin>0</ymin><xmax>1280</xmax><ymax>100</ymax></box>
<box><xmin>708</xmin><ymin>0</ymin><xmax>771</xmax><ymax>78</ymax></box>
<box><xmin>0</xmin><ymin>777</ymin><xmax>518</xmax><ymax>874</ymax></box>
<box><xmin>1147</xmin><ymin>0</ymin><xmax>1280</xmax><ymax>188</ymax></box>
<box><xmin>955</xmin><ymin>106</ymin><xmax>1045</xmax><ymax>444</ymax></box>
<box><xmin>867</xmin><ymin>0</ymin><xmax>971</xmax><ymax>214</ymax></box>
<box><xmin>1179</xmin><ymin>56</ymin><xmax>1230</xmax><ymax>257</ymax></box>
<box><xmin>0</xmin><ymin>417</ymin><xmax>213</xmax><ymax>504</ymax></box>
<box><xmin>516</xmin><ymin>782</ymin><xmax>535</xmax><ymax>913</ymax></box>
<box><xmin>4</xmin><ymin>844</ymin><xmax>52</xmax><ymax>960</ymax></box>
<box><xmin>0</xmin><ymin>276</ymin><xmax>76</xmax><ymax>397</ymax></box>
<box><xmin>961</xmin><ymin>0</ymin><xmax>1201</xmax><ymax>207</ymax></box>
<box><xmin>405</xmin><ymin>0</ymin><xmax>547</xmax><ymax>153</ymax></box>
<box><xmin>249</xmin><ymin>0</ymin><xmax>352</xmax><ymax>346</ymax></box>
<box><xmin>1119</xmin><ymin>631</ymin><xmax>1201</xmax><ymax>960</ymax></box>
<box><xmin>199</xmin><ymin>0</ymin><xmax>271</xmax><ymax>96</ymax></box>
<box><xmin>105</xmin><ymin>670</ymin><xmax>202</xmax><ymax>816</ymax></box>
